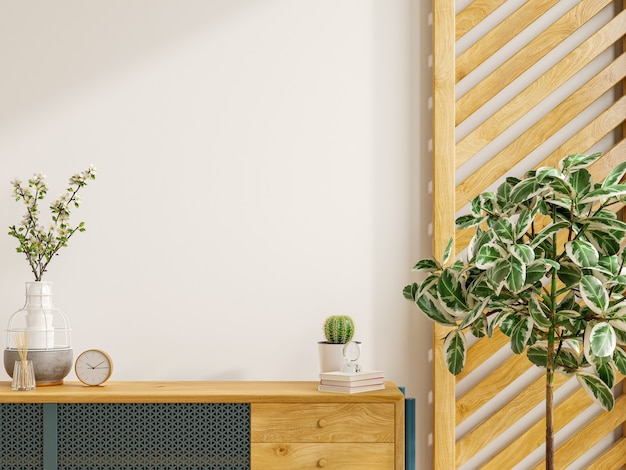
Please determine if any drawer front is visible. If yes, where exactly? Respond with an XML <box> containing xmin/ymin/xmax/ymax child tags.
<box><xmin>251</xmin><ymin>403</ymin><xmax>395</xmax><ymax>443</ymax></box>
<box><xmin>251</xmin><ymin>442</ymin><xmax>394</xmax><ymax>469</ymax></box>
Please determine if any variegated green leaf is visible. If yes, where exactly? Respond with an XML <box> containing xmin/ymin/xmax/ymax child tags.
<box><xmin>492</xmin><ymin>219</ymin><xmax>515</xmax><ymax>244</ymax></box>
<box><xmin>459</xmin><ymin>298</ymin><xmax>487</xmax><ymax>329</ymax></box>
<box><xmin>470</xmin><ymin>315</ymin><xmax>488</xmax><ymax>338</ymax></box>
<box><xmin>443</xmin><ymin>329</ymin><xmax>466</xmax><ymax>375</ymax></box>
<box><xmin>602</xmin><ymin>161</ymin><xmax>626</xmax><ymax>187</ymax></box>
<box><xmin>580</xmin><ymin>275</ymin><xmax>609</xmax><ymax>314</ymax></box>
<box><xmin>530</xmin><ymin>221</ymin><xmax>569</xmax><ymax>248</ymax></box>
<box><xmin>416</xmin><ymin>292</ymin><xmax>457</xmax><ymax>326</ymax></box>
<box><xmin>612</xmin><ymin>347</ymin><xmax>626</xmax><ymax>375</ymax></box>
<box><xmin>587</xmin><ymin>322</ymin><xmax>616</xmax><ymax>358</ymax></box>
<box><xmin>476</xmin><ymin>243</ymin><xmax>507</xmax><ymax>269</ymax></box>
<box><xmin>546</xmin><ymin>176</ymin><xmax>575</xmax><ymax>198</ymax></box>
<box><xmin>576</xmin><ymin>371</ymin><xmax>614</xmax><ymax>411</ymax></box>
<box><xmin>456</xmin><ymin>214</ymin><xmax>486</xmax><ymax>229</ymax></box>
<box><xmin>560</xmin><ymin>152</ymin><xmax>603</xmax><ymax>172</ymax></box>
<box><xmin>557</xmin><ymin>261</ymin><xmax>582</xmax><ymax>288</ymax></box>
<box><xmin>580</xmin><ymin>184</ymin><xmax>626</xmax><ymax>204</ymax></box>
<box><xmin>487</xmin><ymin>310</ymin><xmax>511</xmax><ymax>337</ymax></box>
<box><xmin>511</xmin><ymin>178</ymin><xmax>545</xmax><ymax>204</ymax></box>
<box><xmin>437</xmin><ymin>269</ymin><xmax>468</xmax><ymax>314</ymax></box>
<box><xmin>525</xmin><ymin>261</ymin><xmax>547</xmax><ymax>285</ymax></box>
<box><xmin>535</xmin><ymin>166</ymin><xmax>562</xmax><ymax>181</ymax></box>
<box><xmin>585</xmin><ymin>229</ymin><xmax>621</xmax><ymax>256</ymax></box>
<box><xmin>402</xmin><ymin>283</ymin><xmax>418</xmax><ymax>301</ymax></box>
<box><xmin>487</xmin><ymin>259</ymin><xmax>510</xmax><ymax>287</ymax></box>
<box><xmin>585</xmin><ymin>216</ymin><xmax>626</xmax><ymax>232</ymax></box>
<box><xmin>511</xmin><ymin>244</ymin><xmax>534</xmax><ymax>264</ymax></box>
<box><xmin>511</xmin><ymin>316</ymin><xmax>533</xmax><ymax>354</ymax></box>
<box><xmin>529</xmin><ymin>295</ymin><xmax>551</xmax><ymax>329</ymax></box>
<box><xmin>566</xmin><ymin>240</ymin><xmax>599</xmax><ymax>268</ymax></box>
<box><xmin>442</xmin><ymin>237</ymin><xmax>453</xmax><ymax>266</ymax></box>
<box><xmin>506</xmin><ymin>257</ymin><xmax>526</xmax><ymax>293</ymax></box>
<box><xmin>569</xmin><ymin>168</ymin><xmax>592</xmax><ymax>195</ymax></box>
<box><xmin>608</xmin><ymin>319</ymin><xmax>626</xmax><ymax>334</ymax></box>
<box><xmin>555</xmin><ymin>347</ymin><xmax>579</xmax><ymax>373</ymax></box>
<box><xmin>515</xmin><ymin>208</ymin><xmax>534</xmax><ymax>241</ymax></box>
<box><xmin>595</xmin><ymin>362</ymin><xmax>616</xmax><ymax>388</ymax></box>
<box><xmin>412</xmin><ymin>258</ymin><xmax>440</xmax><ymax>272</ymax></box>
<box><xmin>542</xmin><ymin>259</ymin><xmax>560</xmax><ymax>272</ymax></box>
<box><xmin>527</xmin><ymin>341</ymin><xmax>548</xmax><ymax>368</ymax></box>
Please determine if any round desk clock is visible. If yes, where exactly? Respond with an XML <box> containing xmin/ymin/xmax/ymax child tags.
<box><xmin>75</xmin><ymin>349</ymin><xmax>113</xmax><ymax>386</ymax></box>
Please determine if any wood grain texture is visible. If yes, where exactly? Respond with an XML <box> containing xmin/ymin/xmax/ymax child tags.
<box><xmin>456</xmin><ymin>0</ymin><xmax>611</xmax><ymax>125</ymax></box>
<box><xmin>456</xmin><ymin>12</ymin><xmax>626</xmax><ymax>168</ymax></box>
<box><xmin>482</xmin><ymin>387</ymin><xmax>591</xmax><ymax>469</ymax></box>
<box><xmin>251</xmin><ymin>442</ymin><xmax>394</xmax><ymax>470</ymax></box>
<box><xmin>532</xmin><ymin>394</ymin><xmax>626</xmax><ymax>469</ymax></box>
<box><xmin>456</xmin><ymin>54</ymin><xmax>626</xmax><ymax>212</ymax></box>
<box><xmin>456</xmin><ymin>0</ymin><xmax>558</xmax><ymax>81</ymax></box>
<box><xmin>455</xmin><ymin>373</ymin><xmax>569</xmax><ymax>466</ymax></box>
<box><xmin>455</xmin><ymin>329</ymin><xmax>508</xmax><ymax>380</ymax></box>
<box><xmin>432</xmin><ymin>1</ymin><xmax>456</xmax><ymax>469</ymax></box>
<box><xmin>251</xmin><ymin>403</ymin><xmax>395</xmax><ymax>443</ymax></box>
<box><xmin>455</xmin><ymin>350</ymin><xmax>530</xmax><ymax>426</ymax></box>
<box><xmin>456</xmin><ymin>0</ymin><xmax>507</xmax><ymax>40</ymax></box>
<box><xmin>585</xmin><ymin>436</ymin><xmax>626</xmax><ymax>469</ymax></box>
<box><xmin>0</xmin><ymin>381</ymin><xmax>404</xmax><ymax>404</ymax></box>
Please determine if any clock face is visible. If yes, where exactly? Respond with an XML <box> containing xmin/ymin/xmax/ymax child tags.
<box><xmin>75</xmin><ymin>349</ymin><xmax>113</xmax><ymax>386</ymax></box>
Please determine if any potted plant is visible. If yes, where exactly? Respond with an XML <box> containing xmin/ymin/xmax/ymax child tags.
<box><xmin>318</xmin><ymin>314</ymin><xmax>356</xmax><ymax>372</ymax></box>
<box><xmin>4</xmin><ymin>165</ymin><xmax>97</xmax><ymax>385</ymax></box>
<box><xmin>403</xmin><ymin>153</ymin><xmax>626</xmax><ymax>469</ymax></box>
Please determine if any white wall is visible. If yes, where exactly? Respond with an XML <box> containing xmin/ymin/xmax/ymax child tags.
<box><xmin>0</xmin><ymin>1</ymin><xmax>434</xmax><ymax>468</ymax></box>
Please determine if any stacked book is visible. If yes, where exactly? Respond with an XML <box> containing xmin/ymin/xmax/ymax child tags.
<box><xmin>318</xmin><ymin>370</ymin><xmax>385</xmax><ymax>394</ymax></box>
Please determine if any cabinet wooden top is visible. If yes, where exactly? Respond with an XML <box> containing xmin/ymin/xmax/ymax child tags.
<box><xmin>0</xmin><ymin>381</ymin><xmax>404</xmax><ymax>404</ymax></box>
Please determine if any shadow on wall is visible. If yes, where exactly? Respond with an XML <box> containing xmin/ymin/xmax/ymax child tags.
<box><xmin>0</xmin><ymin>0</ymin><xmax>256</xmax><ymax>127</ymax></box>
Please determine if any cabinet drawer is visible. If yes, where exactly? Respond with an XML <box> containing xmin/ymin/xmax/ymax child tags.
<box><xmin>251</xmin><ymin>403</ymin><xmax>395</xmax><ymax>443</ymax></box>
<box><xmin>251</xmin><ymin>442</ymin><xmax>394</xmax><ymax>469</ymax></box>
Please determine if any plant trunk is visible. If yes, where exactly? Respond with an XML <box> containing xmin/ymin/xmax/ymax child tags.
<box><xmin>545</xmin><ymin>366</ymin><xmax>554</xmax><ymax>470</ymax></box>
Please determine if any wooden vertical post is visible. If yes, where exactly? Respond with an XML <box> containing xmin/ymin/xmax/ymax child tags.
<box><xmin>431</xmin><ymin>0</ymin><xmax>456</xmax><ymax>469</ymax></box>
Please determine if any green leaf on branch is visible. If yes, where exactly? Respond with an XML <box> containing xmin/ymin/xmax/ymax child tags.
<box><xmin>443</xmin><ymin>329</ymin><xmax>466</xmax><ymax>375</ymax></box>
<box><xmin>412</xmin><ymin>259</ymin><xmax>441</xmax><ymax>272</ymax></box>
<box><xmin>476</xmin><ymin>243</ymin><xmax>507</xmax><ymax>269</ymax></box>
<box><xmin>511</xmin><ymin>316</ymin><xmax>533</xmax><ymax>354</ymax></box>
<box><xmin>506</xmin><ymin>257</ymin><xmax>526</xmax><ymax>293</ymax></box>
<box><xmin>560</xmin><ymin>152</ymin><xmax>603</xmax><ymax>172</ymax></box>
<box><xmin>511</xmin><ymin>178</ymin><xmax>545</xmax><ymax>204</ymax></box>
<box><xmin>566</xmin><ymin>240</ymin><xmax>599</xmax><ymax>268</ymax></box>
<box><xmin>580</xmin><ymin>185</ymin><xmax>626</xmax><ymax>204</ymax></box>
<box><xmin>402</xmin><ymin>284</ymin><xmax>418</xmax><ymax>301</ymax></box>
<box><xmin>416</xmin><ymin>292</ymin><xmax>457</xmax><ymax>327</ymax></box>
<box><xmin>602</xmin><ymin>161</ymin><xmax>626</xmax><ymax>187</ymax></box>
<box><xmin>557</xmin><ymin>261</ymin><xmax>582</xmax><ymax>288</ymax></box>
<box><xmin>529</xmin><ymin>295</ymin><xmax>551</xmax><ymax>329</ymax></box>
<box><xmin>437</xmin><ymin>269</ymin><xmax>469</xmax><ymax>314</ymax></box>
<box><xmin>580</xmin><ymin>276</ymin><xmax>609</xmax><ymax>315</ymax></box>
<box><xmin>612</xmin><ymin>347</ymin><xmax>626</xmax><ymax>375</ymax></box>
<box><xmin>576</xmin><ymin>371</ymin><xmax>614</xmax><ymax>411</ymax></box>
<box><xmin>530</xmin><ymin>221</ymin><xmax>569</xmax><ymax>248</ymax></box>
<box><xmin>586</xmin><ymin>322</ymin><xmax>616</xmax><ymax>358</ymax></box>
<box><xmin>595</xmin><ymin>362</ymin><xmax>616</xmax><ymax>388</ymax></box>
<box><xmin>527</xmin><ymin>341</ymin><xmax>548</xmax><ymax>368</ymax></box>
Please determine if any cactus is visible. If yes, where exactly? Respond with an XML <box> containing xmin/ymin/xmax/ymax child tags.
<box><xmin>323</xmin><ymin>315</ymin><xmax>355</xmax><ymax>344</ymax></box>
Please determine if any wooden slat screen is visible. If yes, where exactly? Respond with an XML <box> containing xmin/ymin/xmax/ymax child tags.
<box><xmin>431</xmin><ymin>1</ymin><xmax>626</xmax><ymax>468</ymax></box>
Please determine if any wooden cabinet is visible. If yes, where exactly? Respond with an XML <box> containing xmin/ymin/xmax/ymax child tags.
<box><xmin>0</xmin><ymin>381</ymin><xmax>405</xmax><ymax>470</ymax></box>
<box><xmin>251</xmin><ymin>403</ymin><xmax>397</xmax><ymax>469</ymax></box>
